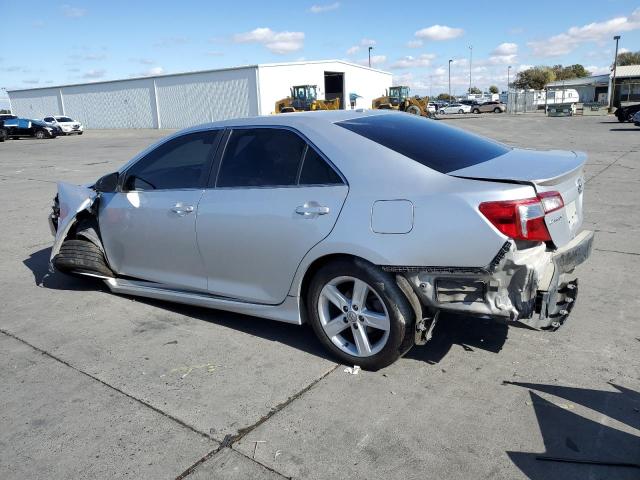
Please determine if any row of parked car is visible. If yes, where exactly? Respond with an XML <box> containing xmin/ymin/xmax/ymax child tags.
<box><xmin>431</xmin><ymin>100</ymin><xmax>506</xmax><ymax>115</ymax></box>
<box><xmin>0</xmin><ymin>114</ymin><xmax>84</xmax><ymax>142</ymax></box>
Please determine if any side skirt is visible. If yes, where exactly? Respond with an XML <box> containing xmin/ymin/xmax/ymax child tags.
<box><xmin>103</xmin><ymin>278</ymin><xmax>303</xmax><ymax>325</ymax></box>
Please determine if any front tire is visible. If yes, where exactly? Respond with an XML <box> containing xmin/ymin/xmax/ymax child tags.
<box><xmin>493</xmin><ymin>107</ymin><xmax>502</xmax><ymax>113</ymax></box>
<box><xmin>458</xmin><ymin>109</ymin><xmax>464</xmax><ymax>114</ymax></box>
<box><xmin>306</xmin><ymin>259</ymin><xmax>415</xmax><ymax>370</ymax></box>
<box><xmin>472</xmin><ymin>108</ymin><xmax>480</xmax><ymax>114</ymax></box>
<box><xmin>53</xmin><ymin>239</ymin><xmax>114</xmax><ymax>277</ymax></box>
<box><xmin>35</xmin><ymin>130</ymin><xmax>46</xmax><ymax>139</ymax></box>
<box><xmin>439</xmin><ymin>110</ymin><xmax>445</xmax><ymax>115</ymax></box>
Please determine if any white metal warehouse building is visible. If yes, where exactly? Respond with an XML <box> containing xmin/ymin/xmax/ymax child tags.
<box><xmin>7</xmin><ymin>60</ymin><xmax>391</xmax><ymax>129</ymax></box>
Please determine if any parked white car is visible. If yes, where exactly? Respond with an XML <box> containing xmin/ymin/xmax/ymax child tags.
<box><xmin>439</xmin><ymin>103</ymin><xmax>471</xmax><ymax>114</ymax></box>
<box><xmin>43</xmin><ymin>116</ymin><xmax>84</xmax><ymax>135</ymax></box>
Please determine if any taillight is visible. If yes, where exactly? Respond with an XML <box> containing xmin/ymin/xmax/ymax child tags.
<box><xmin>479</xmin><ymin>191</ymin><xmax>563</xmax><ymax>242</ymax></box>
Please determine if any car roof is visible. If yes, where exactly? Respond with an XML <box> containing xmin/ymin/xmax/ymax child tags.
<box><xmin>180</xmin><ymin>109</ymin><xmax>398</xmax><ymax>133</ymax></box>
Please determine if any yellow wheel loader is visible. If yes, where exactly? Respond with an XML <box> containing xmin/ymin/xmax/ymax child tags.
<box><xmin>274</xmin><ymin>85</ymin><xmax>340</xmax><ymax>114</ymax></box>
<box><xmin>372</xmin><ymin>86</ymin><xmax>433</xmax><ymax>117</ymax></box>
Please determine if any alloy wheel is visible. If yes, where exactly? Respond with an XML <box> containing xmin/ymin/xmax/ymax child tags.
<box><xmin>318</xmin><ymin>276</ymin><xmax>390</xmax><ymax>357</ymax></box>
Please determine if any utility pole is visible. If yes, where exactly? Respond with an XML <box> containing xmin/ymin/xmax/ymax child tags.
<box><xmin>609</xmin><ymin>35</ymin><xmax>620</xmax><ymax>112</ymax></box>
<box><xmin>448</xmin><ymin>59</ymin><xmax>452</xmax><ymax>102</ymax></box>
<box><xmin>468</xmin><ymin>45</ymin><xmax>473</xmax><ymax>94</ymax></box>
<box><xmin>368</xmin><ymin>46</ymin><xmax>373</xmax><ymax>68</ymax></box>
<box><xmin>507</xmin><ymin>65</ymin><xmax>511</xmax><ymax>91</ymax></box>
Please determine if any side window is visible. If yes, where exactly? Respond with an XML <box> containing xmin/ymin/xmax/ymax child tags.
<box><xmin>124</xmin><ymin>130</ymin><xmax>220</xmax><ymax>191</ymax></box>
<box><xmin>217</xmin><ymin>128</ymin><xmax>306</xmax><ymax>188</ymax></box>
<box><xmin>299</xmin><ymin>147</ymin><xmax>343</xmax><ymax>185</ymax></box>
<box><xmin>44</xmin><ymin>117</ymin><xmax>54</xmax><ymax>122</ymax></box>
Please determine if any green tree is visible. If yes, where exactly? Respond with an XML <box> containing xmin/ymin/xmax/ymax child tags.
<box><xmin>489</xmin><ymin>85</ymin><xmax>499</xmax><ymax>94</ymax></box>
<box><xmin>617</xmin><ymin>51</ymin><xmax>640</xmax><ymax>66</ymax></box>
<box><xmin>436</xmin><ymin>93</ymin><xmax>454</xmax><ymax>101</ymax></box>
<box><xmin>468</xmin><ymin>86</ymin><xmax>482</xmax><ymax>94</ymax></box>
<box><xmin>513</xmin><ymin>66</ymin><xmax>555</xmax><ymax>90</ymax></box>
<box><xmin>553</xmin><ymin>64</ymin><xmax>590</xmax><ymax>80</ymax></box>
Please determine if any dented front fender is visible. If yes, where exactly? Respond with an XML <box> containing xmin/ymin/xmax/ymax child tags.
<box><xmin>49</xmin><ymin>182</ymin><xmax>97</xmax><ymax>265</ymax></box>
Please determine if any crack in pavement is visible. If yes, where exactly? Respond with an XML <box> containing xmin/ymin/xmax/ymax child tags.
<box><xmin>175</xmin><ymin>363</ymin><xmax>340</xmax><ymax>480</ymax></box>
<box><xmin>586</xmin><ymin>151</ymin><xmax>631</xmax><ymax>184</ymax></box>
<box><xmin>0</xmin><ymin>328</ymin><xmax>216</xmax><ymax>443</ymax></box>
<box><xmin>0</xmin><ymin>327</ymin><xmax>338</xmax><ymax>480</ymax></box>
<box><xmin>595</xmin><ymin>248</ymin><xmax>640</xmax><ymax>257</ymax></box>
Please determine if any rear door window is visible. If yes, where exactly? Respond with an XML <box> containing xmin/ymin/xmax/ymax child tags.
<box><xmin>217</xmin><ymin>128</ymin><xmax>306</xmax><ymax>188</ymax></box>
<box><xmin>299</xmin><ymin>147</ymin><xmax>343</xmax><ymax>185</ymax></box>
<box><xmin>336</xmin><ymin>113</ymin><xmax>510</xmax><ymax>173</ymax></box>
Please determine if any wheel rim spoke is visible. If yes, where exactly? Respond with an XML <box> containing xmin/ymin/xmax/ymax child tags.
<box><xmin>323</xmin><ymin>315</ymin><xmax>349</xmax><ymax>338</ymax></box>
<box><xmin>361</xmin><ymin>309</ymin><xmax>390</xmax><ymax>331</ymax></box>
<box><xmin>321</xmin><ymin>284</ymin><xmax>348</xmax><ymax>310</ymax></box>
<box><xmin>351</xmin><ymin>324</ymin><xmax>372</xmax><ymax>356</ymax></box>
<box><xmin>350</xmin><ymin>279</ymin><xmax>368</xmax><ymax>309</ymax></box>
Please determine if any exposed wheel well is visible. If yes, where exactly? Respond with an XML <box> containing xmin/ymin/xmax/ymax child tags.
<box><xmin>299</xmin><ymin>254</ymin><xmax>360</xmax><ymax>306</ymax></box>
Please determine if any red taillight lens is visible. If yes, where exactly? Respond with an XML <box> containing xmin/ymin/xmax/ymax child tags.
<box><xmin>479</xmin><ymin>191</ymin><xmax>563</xmax><ymax>242</ymax></box>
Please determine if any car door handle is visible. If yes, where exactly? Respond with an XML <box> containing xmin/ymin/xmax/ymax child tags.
<box><xmin>170</xmin><ymin>204</ymin><xmax>194</xmax><ymax>216</ymax></box>
<box><xmin>295</xmin><ymin>203</ymin><xmax>330</xmax><ymax>217</ymax></box>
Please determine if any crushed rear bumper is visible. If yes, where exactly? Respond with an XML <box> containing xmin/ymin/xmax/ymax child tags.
<box><xmin>397</xmin><ymin>230</ymin><xmax>594</xmax><ymax>330</ymax></box>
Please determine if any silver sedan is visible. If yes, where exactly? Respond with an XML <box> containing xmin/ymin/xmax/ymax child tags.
<box><xmin>49</xmin><ymin>111</ymin><xmax>593</xmax><ymax>369</ymax></box>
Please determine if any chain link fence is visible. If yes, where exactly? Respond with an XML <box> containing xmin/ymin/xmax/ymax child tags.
<box><xmin>506</xmin><ymin>90</ymin><xmax>540</xmax><ymax>114</ymax></box>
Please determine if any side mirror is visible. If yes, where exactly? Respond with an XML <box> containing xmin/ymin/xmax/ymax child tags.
<box><xmin>94</xmin><ymin>172</ymin><xmax>119</xmax><ymax>193</ymax></box>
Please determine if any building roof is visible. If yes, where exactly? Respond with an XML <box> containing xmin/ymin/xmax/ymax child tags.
<box><xmin>613</xmin><ymin>64</ymin><xmax>640</xmax><ymax>78</ymax></box>
<box><xmin>7</xmin><ymin>60</ymin><xmax>390</xmax><ymax>94</ymax></box>
<box><xmin>547</xmin><ymin>74</ymin><xmax>609</xmax><ymax>88</ymax></box>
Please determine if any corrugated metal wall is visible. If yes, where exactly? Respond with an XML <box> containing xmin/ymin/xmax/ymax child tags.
<box><xmin>156</xmin><ymin>69</ymin><xmax>256</xmax><ymax>129</ymax></box>
<box><xmin>8</xmin><ymin>88</ymin><xmax>62</xmax><ymax>119</ymax></box>
<box><xmin>63</xmin><ymin>79</ymin><xmax>156</xmax><ymax>129</ymax></box>
<box><xmin>8</xmin><ymin>67</ymin><xmax>258</xmax><ymax>129</ymax></box>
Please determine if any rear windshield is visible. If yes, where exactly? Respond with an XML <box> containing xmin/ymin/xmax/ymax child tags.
<box><xmin>56</xmin><ymin>117</ymin><xmax>74</xmax><ymax>122</ymax></box>
<box><xmin>336</xmin><ymin>113</ymin><xmax>510</xmax><ymax>173</ymax></box>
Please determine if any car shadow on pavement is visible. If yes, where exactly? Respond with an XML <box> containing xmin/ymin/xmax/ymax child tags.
<box><xmin>503</xmin><ymin>381</ymin><xmax>640</xmax><ymax>480</ymax></box>
<box><xmin>23</xmin><ymin>247</ymin><xmax>108</xmax><ymax>292</ymax></box>
<box><xmin>405</xmin><ymin>313</ymin><xmax>508</xmax><ymax>364</ymax></box>
<box><xmin>609</xmin><ymin>128</ymin><xmax>639</xmax><ymax>132</ymax></box>
<box><xmin>131</xmin><ymin>296</ymin><xmax>337</xmax><ymax>363</ymax></box>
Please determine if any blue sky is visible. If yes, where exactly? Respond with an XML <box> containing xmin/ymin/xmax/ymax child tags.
<box><xmin>1</xmin><ymin>0</ymin><xmax>639</xmax><ymax>108</ymax></box>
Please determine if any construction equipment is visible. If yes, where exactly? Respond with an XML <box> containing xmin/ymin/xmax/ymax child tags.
<box><xmin>372</xmin><ymin>86</ymin><xmax>432</xmax><ymax>117</ymax></box>
<box><xmin>274</xmin><ymin>85</ymin><xmax>340</xmax><ymax>114</ymax></box>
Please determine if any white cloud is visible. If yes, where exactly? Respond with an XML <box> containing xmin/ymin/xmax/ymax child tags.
<box><xmin>82</xmin><ymin>69</ymin><xmax>105</xmax><ymax>79</ymax></box>
<box><xmin>390</xmin><ymin>54</ymin><xmax>436</xmax><ymax>69</ymax></box>
<box><xmin>140</xmin><ymin>67</ymin><xmax>165</xmax><ymax>76</ymax></box>
<box><xmin>131</xmin><ymin>58</ymin><xmax>155</xmax><ymax>65</ymax></box>
<box><xmin>492</xmin><ymin>42</ymin><xmax>518</xmax><ymax>56</ymax></box>
<box><xmin>206</xmin><ymin>51</ymin><xmax>224</xmax><ymax>57</ymax></box>
<box><xmin>233</xmin><ymin>27</ymin><xmax>304</xmax><ymax>54</ymax></box>
<box><xmin>415</xmin><ymin>25</ymin><xmax>463</xmax><ymax>41</ymax></box>
<box><xmin>528</xmin><ymin>8</ymin><xmax>640</xmax><ymax>57</ymax></box>
<box><xmin>585</xmin><ymin>65</ymin><xmax>610</xmax><ymax>75</ymax></box>
<box><xmin>406</xmin><ymin>40</ymin><xmax>423</xmax><ymax>48</ymax></box>
<box><xmin>309</xmin><ymin>2</ymin><xmax>340</xmax><ymax>13</ymax></box>
<box><xmin>356</xmin><ymin>55</ymin><xmax>386</xmax><ymax>67</ymax></box>
<box><xmin>61</xmin><ymin>5</ymin><xmax>87</xmax><ymax>18</ymax></box>
<box><xmin>618</xmin><ymin>47</ymin><xmax>631</xmax><ymax>54</ymax></box>
<box><xmin>360</xmin><ymin>38</ymin><xmax>376</xmax><ymax>47</ymax></box>
<box><xmin>346</xmin><ymin>45</ymin><xmax>360</xmax><ymax>55</ymax></box>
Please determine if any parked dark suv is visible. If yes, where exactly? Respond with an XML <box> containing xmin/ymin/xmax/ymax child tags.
<box><xmin>615</xmin><ymin>103</ymin><xmax>640</xmax><ymax>122</ymax></box>
<box><xmin>3</xmin><ymin>118</ymin><xmax>59</xmax><ymax>139</ymax></box>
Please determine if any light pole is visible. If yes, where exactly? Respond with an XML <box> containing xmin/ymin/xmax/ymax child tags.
<box><xmin>468</xmin><ymin>45</ymin><xmax>473</xmax><ymax>94</ymax></box>
<box><xmin>368</xmin><ymin>46</ymin><xmax>373</xmax><ymax>68</ymax></box>
<box><xmin>609</xmin><ymin>35</ymin><xmax>620</xmax><ymax>112</ymax></box>
<box><xmin>507</xmin><ymin>65</ymin><xmax>511</xmax><ymax>91</ymax></box>
<box><xmin>448</xmin><ymin>59</ymin><xmax>452</xmax><ymax>102</ymax></box>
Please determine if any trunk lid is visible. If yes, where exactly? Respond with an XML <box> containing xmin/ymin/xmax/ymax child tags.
<box><xmin>450</xmin><ymin>148</ymin><xmax>586</xmax><ymax>247</ymax></box>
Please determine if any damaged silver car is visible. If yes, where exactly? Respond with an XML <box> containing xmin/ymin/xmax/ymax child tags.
<box><xmin>49</xmin><ymin>111</ymin><xmax>593</xmax><ymax>369</ymax></box>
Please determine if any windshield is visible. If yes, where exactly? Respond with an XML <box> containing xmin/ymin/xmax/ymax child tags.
<box><xmin>389</xmin><ymin>87</ymin><xmax>409</xmax><ymax>99</ymax></box>
<box><xmin>56</xmin><ymin>116</ymin><xmax>74</xmax><ymax>122</ymax></box>
<box><xmin>31</xmin><ymin>120</ymin><xmax>47</xmax><ymax>126</ymax></box>
<box><xmin>337</xmin><ymin>113</ymin><xmax>510</xmax><ymax>174</ymax></box>
<box><xmin>292</xmin><ymin>86</ymin><xmax>316</xmax><ymax>100</ymax></box>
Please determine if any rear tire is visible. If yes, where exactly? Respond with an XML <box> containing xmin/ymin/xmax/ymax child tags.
<box><xmin>458</xmin><ymin>109</ymin><xmax>464</xmax><ymax>114</ymax></box>
<box><xmin>439</xmin><ymin>110</ymin><xmax>445</xmax><ymax>115</ymax></box>
<box><xmin>306</xmin><ymin>259</ymin><xmax>415</xmax><ymax>370</ymax></box>
<box><xmin>406</xmin><ymin>105</ymin><xmax>421</xmax><ymax>115</ymax></box>
<box><xmin>472</xmin><ymin>108</ymin><xmax>480</xmax><ymax>114</ymax></box>
<box><xmin>53</xmin><ymin>239</ymin><xmax>114</xmax><ymax>277</ymax></box>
